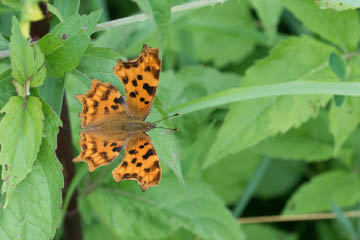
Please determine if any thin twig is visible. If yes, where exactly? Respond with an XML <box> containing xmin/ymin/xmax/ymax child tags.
<box><xmin>237</xmin><ymin>210</ymin><xmax>360</xmax><ymax>224</ymax></box>
<box><xmin>0</xmin><ymin>0</ymin><xmax>225</xmax><ymax>59</ymax></box>
<box><xmin>95</xmin><ymin>0</ymin><xmax>224</xmax><ymax>31</ymax></box>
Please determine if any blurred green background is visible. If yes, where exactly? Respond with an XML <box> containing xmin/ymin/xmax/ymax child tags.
<box><xmin>1</xmin><ymin>0</ymin><xmax>360</xmax><ymax>239</ymax></box>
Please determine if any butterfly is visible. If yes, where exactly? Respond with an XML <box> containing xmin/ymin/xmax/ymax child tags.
<box><xmin>74</xmin><ymin>45</ymin><xmax>166</xmax><ymax>191</ymax></box>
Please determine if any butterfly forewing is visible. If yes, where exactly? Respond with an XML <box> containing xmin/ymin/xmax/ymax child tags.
<box><xmin>113</xmin><ymin>45</ymin><xmax>161</xmax><ymax>120</ymax></box>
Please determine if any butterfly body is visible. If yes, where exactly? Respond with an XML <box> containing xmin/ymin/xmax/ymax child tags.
<box><xmin>74</xmin><ymin>45</ymin><xmax>162</xmax><ymax>191</ymax></box>
<box><xmin>82</xmin><ymin>117</ymin><xmax>155</xmax><ymax>136</ymax></box>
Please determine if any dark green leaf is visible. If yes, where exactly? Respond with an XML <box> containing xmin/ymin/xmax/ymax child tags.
<box><xmin>329</xmin><ymin>53</ymin><xmax>346</xmax><ymax>79</ymax></box>
<box><xmin>0</xmin><ymin>69</ymin><xmax>15</xmax><ymax>109</ymax></box>
<box><xmin>0</xmin><ymin>33</ymin><xmax>8</xmax><ymax>50</ymax></box>
<box><xmin>333</xmin><ymin>95</ymin><xmax>345</xmax><ymax>107</ymax></box>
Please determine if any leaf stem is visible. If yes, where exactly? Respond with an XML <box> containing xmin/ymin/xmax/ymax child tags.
<box><xmin>238</xmin><ymin>210</ymin><xmax>360</xmax><ymax>224</ymax></box>
<box><xmin>167</xmin><ymin>81</ymin><xmax>360</xmax><ymax>116</ymax></box>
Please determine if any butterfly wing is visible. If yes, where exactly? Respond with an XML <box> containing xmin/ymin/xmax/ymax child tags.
<box><xmin>113</xmin><ymin>45</ymin><xmax>161</xmax><ymax>120</ymax></box>
<box><xmin>75</xmin><ymin>79</ymin><xmax>127</xmax><ymax>128</ymax></box>
<box><xmin>74</xmin><ymin>132</ymin><xmax>126</xmax><ymax>171</ymax></box>
<box><xmin>112</xmin><ymin>132</ymin><xmax>161</xmax><ymax>191</ymax></box>
<box><xmin>74</xmin><ymin>79</ymin><xmax>128</xmax><ymax>171</ymax></box>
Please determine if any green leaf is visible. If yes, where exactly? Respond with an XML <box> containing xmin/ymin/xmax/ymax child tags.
<box><xmin>243</xmin><ymin>224</ymin><xmax>298</xmax><ymax>240</ymax></box>
<box><xmin>255</xmin><ymin>111</ymin><xmax>336</xmax><ymax>162</ymax></box>
<box><xmin>0</xmin><ymin>58</ymin><xmax>10</xmax><ymax>76</ymax></box>
<box><xmin>0</xmin><ymin>101</ymin><xmax>63</xmax><ymax>239</ymax></box>
<box><xmin>38</xmin><ymin>76</ymin><xmax>65</xmax><ymax>115</ymax></box>
<box><xmin>0</xmin><ymin>0</ymin><xmax>21</xmax><ymax>9</ymax></box>
<box><xmin>160</xmin><ymin>66</ymin><xmax>240</xmax><ymax>110</ymax></box>
<box><xmin>333</xmin><ymin>95</ymin><xmax>345</xmax><ymax>107</ymax></box>
<box><xmin>85</xmin><ymin>176</ymin><xmax>244</xmax><ymax>240</ymax></box>
<box><xmin>206</xmin><ymin>36</ymin><xmax>336</xmax><ymax>167</ymax></box>
<box><xmin>248</xmin><ymin>0</ymin><xmax>283</xmax><ymax>44</ymax></box>
<box><xmin>10</xmin><ymin>17</ymin><xmax>46</xmax><ymax>95</ymax></box>
<box><xmin>64</xmin><ymin>71</ymin><xmax>89</xmax><ymax>152</ymax></box>
<box><xmin>330</xmin><ymin>97</ymin><xmax>360</xmax><ymax>154</ymax></box>
<box><xmin>0</xmin><ymin>70</ymin><xmax>15</xmax><ymax>110</ymax></box>
<box><xmin>0</xmin><ymin>96</ymin><xmax>44</xmax><ymax>205</ymax></box>
<box><xmin>47</xmin><ymin>3</ymin><xmax>65</xmax><ymax>22</ymax></box>
<box><xmin>203</xmin><ymin>150</ymin><xmax>260</xmax><ymax>204</ymax></box>
<box><xmin>76</xmin><ymin>46</ymin><xmax>123</xmax><ymax>90</ymax></box>
<box><xmin>171</xmin><ymin>0</ymin><xmax>257</xmax><ymax>67</ymax></box>
<box><xmin>147</xmin><ymin>105</ymin><xmax>184</xmax><ymax>186</ymax></box>
<box><xmin>84</xmin><ymin>223</ymin><xmax>120</xmax><ymax>240</ymax></box>
<box><xmin>283</xmin><ymin>170</ymin><xmax>360</xmax><ymax>214</ymax></box>
<box><xmin>53</xmin><ymin>0</ymin><xmax>80</xmax><ymax>19</ymax></box>
<box><xmin>329</xmin><ymin>53</ymin><xmax>346</xmax><ymax>79</ymax></box>
<box><xmin>316</xmin><ymin>0</ymin><xmax>359</xmax><ymax>10</ymax></box>
<box><xmin>329</xmin><ymin>57</ymin><xmax>360</xmax><ymax>154</ymax></box>
<box><xmin>283</xmin><ymin>0</ymin><xmax>360</xmax><ymax>51</ymax></box>
<box><xmin>37</xmin><ymin>11</ymin><xmax>102</xmax><ymax>77</ymax></box>
<box><xmin>0</xmin><ymin>33</ymin><xmax>9</xmax><ymax>50</ymax></box>
<box><xmin>132</xmin><ymin>0</ymin><xmax>171</xmax><ymax>50</ymax></box>
<box><xmin>148</xmin><ymin>1</ymin><xmax>171</xmax><ymax>50</ymax></box>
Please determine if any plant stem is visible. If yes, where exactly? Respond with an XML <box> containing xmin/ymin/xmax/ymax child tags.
<box><xmin>56</xmin><ymin>94</ymin><xmax>83</xmax><ymax>240</ymax></box>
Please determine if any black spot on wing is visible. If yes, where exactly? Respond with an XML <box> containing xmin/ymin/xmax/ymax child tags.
<box><xmin>112</xmin><ymin>146</ymin><xmax>123</xmax><ymax>153</ymax></box>
<box><xmin>128</xmin><ymin>149</ymin><xmax>137</xmax><ymax>155</ymax></box>
<box><xmin>142</xmin><ymin>148</ymin><xmax>155</xmax><ymax>160</ymax></box>
<box><xmin>132</xmin><ymin>79</ymin><xmax>138</xmax><ymax>87</ymax></box>
<box><xmin>111</xmin><ymin>105</ymin><xmax>119</xmax><ymax>110</ymax></box>
<box><xmin>114</xmin><ymin>97</ymin><xmax>125</xmax><ymax>105</ymax></box>
<box><xmin>143</xmin><ymin>83</ymin><xmax>155</xmax><ymax>96</ymax></box>
<box><xmin>137</xmin><ymin>75</ymin><xmax>143</xmax><ymax>80</ymax></box>
<box><xmin>129</xmin><ymin>92</ymin><xmax>136</xmax><ymax>98</ymax></box>
<box><xmin>123</xmin><ymin>76</ymin><xmax>129</xmax><ymax>84</ymax></box>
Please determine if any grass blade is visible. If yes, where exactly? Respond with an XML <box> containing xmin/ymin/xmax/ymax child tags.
<box><xmin>168</xmin><ymin>81</ymin><xmax>360</xmax><ymax>116</ymax></box>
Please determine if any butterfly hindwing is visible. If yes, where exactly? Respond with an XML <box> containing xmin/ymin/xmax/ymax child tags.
<box><xmin>113</xmin><ymin>45</ymin><xmax>161</xmax><ymax>120</ymax></box>
<box><xmin>76</xmin><ymin>79</ymin><xmax>127</xmax><ymax>128</ymax></box>
<box><xmin>74</xmin><ymin>131</ymin><xmax>126</xmax><ymax>171</ymax></box>
<box><xmin>112</xmin><ymin>132</ymin><xmax>161</xmax><ymax>191</ymax></box>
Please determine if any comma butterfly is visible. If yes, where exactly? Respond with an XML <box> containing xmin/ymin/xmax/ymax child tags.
<box><xmin>74</xmin><ymin>45</ymin><xmax>170</xmax><ymax>191</ymax></box>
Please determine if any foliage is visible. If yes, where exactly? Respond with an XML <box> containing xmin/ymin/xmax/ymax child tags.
<box><xmin>0</xmin><ymin>0</ymin><xmax>360</xmax><ymax>239</ymax></box>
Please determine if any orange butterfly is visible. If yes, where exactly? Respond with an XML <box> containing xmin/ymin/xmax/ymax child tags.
<box><xmin>74</xmin><ymin>45</ymin><xmax>167</xmax><ymax>191</ymax></box>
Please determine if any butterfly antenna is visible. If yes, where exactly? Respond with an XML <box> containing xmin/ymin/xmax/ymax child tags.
<box><xmin>155</xmin><ymin>126</ymin><xmax>178</xmax><ymax>132</ymax></box>
<box><xmin>152</xmin><ymin>113</ymin><xmax>179</xmax><ymax>124</ymax></box>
